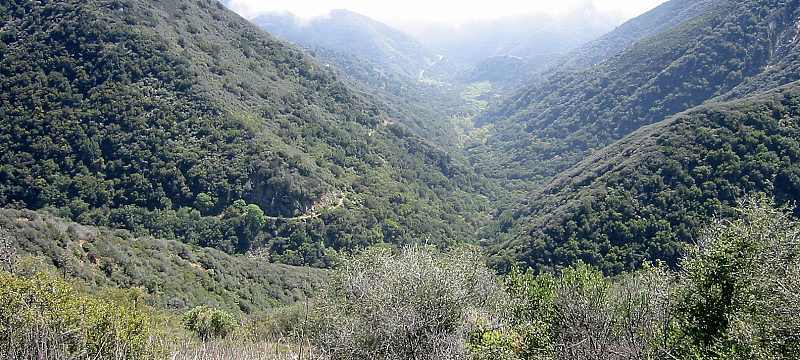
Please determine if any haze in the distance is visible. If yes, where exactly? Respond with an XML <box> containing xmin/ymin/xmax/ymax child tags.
<box><xmin>226</xmin><ymin>0</ymin><xmax>669</xmax><ymax>25</ymax></box>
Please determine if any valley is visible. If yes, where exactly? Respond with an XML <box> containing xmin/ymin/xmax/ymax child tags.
<box><xmin>2</xmin><ymin>0</ymin><xmax>800</xmax><ymax>358</ymax></box>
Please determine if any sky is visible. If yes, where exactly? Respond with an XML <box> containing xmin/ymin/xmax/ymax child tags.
<box><xmin>225</xmin><ymin>0</ymin><xmax>669</xmax><ymax>25</ymax></box>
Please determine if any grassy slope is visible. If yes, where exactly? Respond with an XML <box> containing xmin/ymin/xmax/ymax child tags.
<box><xmin>0</xmin><ymin>208</ymin><xmax>325</xmax><ymax>314</ymax></box>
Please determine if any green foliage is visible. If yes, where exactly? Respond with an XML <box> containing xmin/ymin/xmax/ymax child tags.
<box><xmin>0</xmin><ymin>270</ymin><xmax>161</xmax><ymax>359</ymax></box>
<box><xmin>194</xmin><ymin>193</ymin><xmax>216</xmax><ymax>214</ymax></box>
<box><xmin>468</xmin><ymin>328</ymin><xmax>522</xmax><ymax>360</ymax></box>
<box><xmin>0</xmin><ymin>0</ymin><xmax>492</xmax><ymax>266</ymax></box>
<box><xmin>478</xmin><ymin>199</ymin><xmax>800</xmax><ymax>359</ymax></box>
<box><xmin>492</xmin><ymin>82</ymin><xmax>800</xmax><ymax>274</ymax></box>
<box><xmin>471</xmin><ymin>0</ymin><xmax>800</xmax><ymax>188</ymax></box>
<box><xmin>472</xmin><ymin>263</ymin><xmax>672</xmax><ymax>359</ymax></box>
<box><xmin>0</xmin><ymin>208</ymin><xmax>326</xmax><ymax>314</ymax></box>
<box><xmin>184</xmin><ymin>306</ymin><xmax>237</xmax><ymax>341</ymax></box>
<box><xmin>672</xmin><ymin>196</ymin><xmax>800</xmax><ymax>359</ymax></box>
<box><xmin>469</xmin><ymin>1</ymin><xmax>800</xmax><ymax>274</ymax></box>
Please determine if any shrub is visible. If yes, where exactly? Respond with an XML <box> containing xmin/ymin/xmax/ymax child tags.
<box><xmin>487</xmin><ymin>197</ymin><xmax>800</xmax><ymax>360</ymax></box>
<box><xmin>183</xmin><ymin>306</ymin><xmax>237</xmax><ymax>341</ymax></box>
<box><xmin>0</xmin><ymin>229</ymin><xmax>16</xmax><ymax>272</ymax></box>
<box><xmin>673</xmin><ymin>196</ymin><xmax>800</xmax><ymax>359</ymax></box>
<box><xmin>308</xmin><ymin>245</ymin><xmax>505</xmax><ymax>360</ymax></box>
<box><xmin>485</xmin><ymin>264</ymin><xmax>673</xmax><ymax>360</ymax></box>
<box><xmin>240</xmin><ymin>303</ymin><xmax>308</xmax><ymax>341</ymax></box>
<box><xmin>0</xmin><ymin>271</ymin><xmax>159</xmax><ymax>359</ymax></box>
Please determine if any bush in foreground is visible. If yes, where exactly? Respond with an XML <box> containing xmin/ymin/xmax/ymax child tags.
<box><xmin>0</xmin><ymin>270</ymin><xmax>160</xmax><ymax>359</ymax></box>
<box><xmin>470</xmin><ymin>263</ymin><xmax>672</xmax><ymax>360</ymax></box>
<box><xmin>471</xmin><ymin>196</ymin><xmax>800</xmax><ymax>360</ymax></box>
<box><xmin>183</xmin><ymin>306</ymin><xmax>237</xmax><ymax>341</ymax></box>
<box><xmin>308</xmin><ymin>245</ymin><xmax>505</xmax><ymax>360</ymax></box>
<box><xmin>673</xmin><ymin>196</ymin><xmax>800</xmax><ymax>359</ymax></box>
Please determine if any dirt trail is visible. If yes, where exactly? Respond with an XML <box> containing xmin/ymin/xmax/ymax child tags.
<box><xmin>264</xmin><ymin>192</ymin><xmax>346</xmax><ymax>221</ymax></box>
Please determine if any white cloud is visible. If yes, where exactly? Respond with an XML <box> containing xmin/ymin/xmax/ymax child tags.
<box><xmin>226</xmin><ymin>0</ymin><xmax>669</xmax><ymax>24</ymax></box>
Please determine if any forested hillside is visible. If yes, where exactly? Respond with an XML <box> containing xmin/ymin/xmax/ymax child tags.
<box><xmin>6</xmin><ymin>0</ymin><xmax>800</xmax><ymax>357</ymax></box>
<box><xmin>471</xmin><ymin>0</ymin><xmax>800</xmax><ymax>187</ymax></box>
<box><xmin>252</xmin><ymin>11</ymin><xmax>483</xmax><ymax>150</ymax></box>
<box><xmin>490</xmin><ymin>82</ymin><xmax>800</xmax><ymax>274</ymax></box>
<box><xmin>260</xmin><ymin>36</ymin><xmax>474</xmax><ymax>150</ymax></box>
<box><xmin>0</xmin><ymin>0</ymin><xmax>492</xmax><ymax>267</ymax></box>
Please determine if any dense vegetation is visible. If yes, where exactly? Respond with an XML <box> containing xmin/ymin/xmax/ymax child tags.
<box><xmin>471</xmin><ymin>0</ymin><xmax>800</xmax><ymax>187</ymax></box>
<box><xmin>292</xmin><ymin>44</ymin><xmax>475</xmax><ymax>151</ymax></box>
<box><xmin>5</xmin><ymin>200</ymin><xmax>798</xmax><ymax>358</ymax></box>
<box><xmin>276</xmin><ymin>199</ymin><xmax>800</xmax><ymax>359</ymax></box>
<box><xmin>489</xmin><ymin>82</ymin><xmax>800</xmax><ymax>274</ymax></box>
<box><xmin>252</xmin><ymin>12</ymin><xmax>487</xmax><ymax>152</ymax></box>
<box><xmin>465</xmin><ymin>0</ymin><xmax>800</xmax><ymax>274</ymax></box>
<box><xmin>308</xmin><ymin>246</ymin><xmax>503</xmax><ymax>359</ymax></box>
<box><xmin>0</xmin><ymin>0</ymin><xmax>492</xmax><ymax>267</ymax></box>
<box><xmin>0</xmin><ymin>270</ymin><xmax>162</xmax><ymax>359</ymax></box>
<box><xmin>5</xmin><ymin>0</ymin><xmax>800</xmax><ymax>357</ymax></box>
<box><xmin>0</xmin><ymin>208</ymin><xmax>325</xmax><ymax>313</ymax></box>
<box><xmin>487</xmin><ymin>198</ymin><xmax>800</xmax><ymax>359</ymax></box>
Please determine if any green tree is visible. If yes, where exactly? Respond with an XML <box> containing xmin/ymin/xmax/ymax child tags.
<box><xmin>183</xmin><ymin>306</ymin><xmax>237</xmax><ymax>341</ymax></box>
<box><xmin>673</xmin><ymin>196</ymin><xmax>800</xmax><ymax>359</ymax></box>
<box><xmin>0</xmin><ymin>271</ymin><xmax>160</xmax><ymax>359</ymax></box>
<box><xmin>194</xmin><ymin>193</ymin><xmax>216</xmax><ymax>214</ymax></box>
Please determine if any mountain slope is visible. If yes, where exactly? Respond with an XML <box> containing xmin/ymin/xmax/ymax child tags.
<box><xmin>560</xmin><ymin>0</ymin><xmax>723</xmax><ymax>70</ymax></box>
<box><xmin>252</xmin><ymin>10</ymin><xmax>479</xmax><ymax>150</ymax></box>
<box><xmin>0</xmin><ymin>0</ymin><xmax>491</xmax><ymax>267</ymax></box>
<box><xmin>0</xmin><ymin>208</ymin><xmax>324</xmax><ymax>313</ymax></box>
<box><xmin>253</xmin><ymin>10</ymin><xmax>435</xmax><ymax>79</ymax></box>
<box><xmin>489</xmin><ymin>81</ymin><xmax>800</xmax><ymax>274</ymax></box>
<box><xmin>471</xmin><ymin>0</ymin><xmax>800</xmax><ymax>187</ymax></box>
<box><xmin>412</xmin><ymin>11</ymin><xmax>619</xmax><ymax>89</ymax></box>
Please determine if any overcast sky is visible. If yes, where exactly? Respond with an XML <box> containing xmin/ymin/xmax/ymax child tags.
<box><xmin>226</xmin><ymin>0</ymin><xmax>669</xmax><ymax>24</ymax></box>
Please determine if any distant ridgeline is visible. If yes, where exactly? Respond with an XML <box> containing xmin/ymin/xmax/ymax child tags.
<box><xmin>0</xmin><ymin>0</ymin><xmax>492</xmax><ymax>267</ymax></box>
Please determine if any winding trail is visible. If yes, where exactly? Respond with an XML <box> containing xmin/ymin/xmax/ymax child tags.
<box><xmin>264</xmin><ymin>192</ymin><xmax>346</xmax><ymax>221</ymax></box>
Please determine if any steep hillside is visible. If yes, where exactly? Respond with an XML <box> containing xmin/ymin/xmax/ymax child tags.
<box><xmin>560</xmin><ymin>0</ymin><xmax>723</xmax><ymax>70</ymax></box>
<box><xmin>266</xmin><ymin>38</ymin><xmax>473</xmax><ymax>150</ymax></box>
<box><xmin>489</xmin><ymin>82</ymin><xmax>800</xmax><ymax>274</ymax></box>
<box><xmin>0</xmin><ymin>0</ymin><xmax>491</xmax><ymax>267</ymax></box>
<box><xmin>253</xmin><ymin>10</ymin><xmax>435</xmax><ymax>79</ymax></box>
<box><xmin>0</xmin><ymin>208</ymin><xmax>325</xmax><ymax>313</ymax></box>
<box><xmin>472</xmin><ymin>0</ymin><xmax>800</xmax><ymax>187</ymax></box>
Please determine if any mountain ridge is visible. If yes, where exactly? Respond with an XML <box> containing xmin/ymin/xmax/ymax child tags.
<box><xmin>470</xmin><ymin>0</ymin><xmax>800</xmax><ymax>187</ymax></box>
<box><xmin>253</xmin><ymin>9</ymin><xmax>435</xmax><ymax>79</ymax></box>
